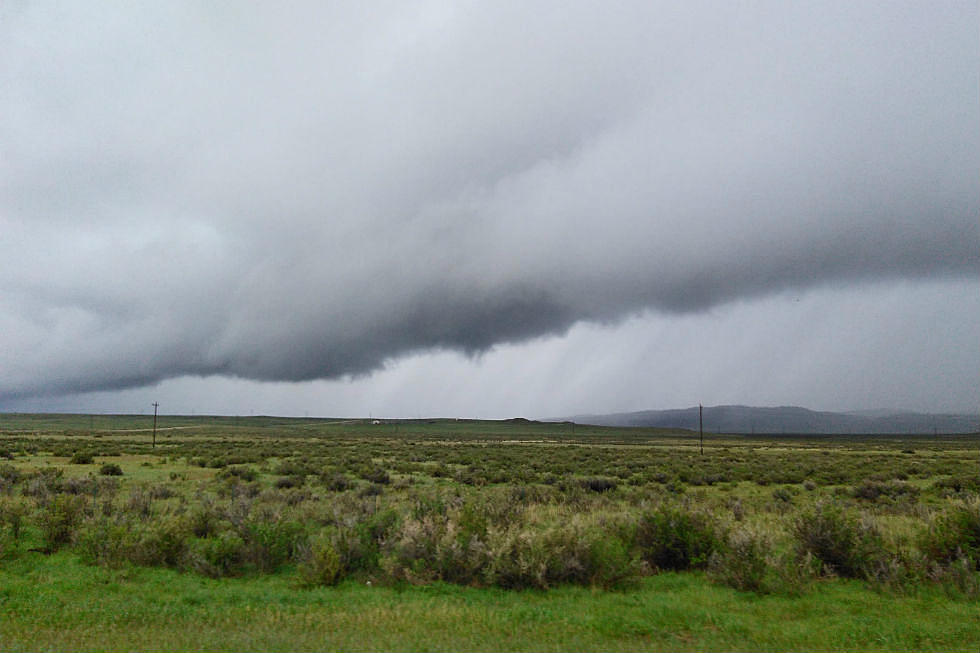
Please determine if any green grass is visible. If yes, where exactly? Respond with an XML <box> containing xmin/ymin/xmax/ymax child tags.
<box><xmin>1</xmin><ymin>551</ymin><xmax>976</xmax><ymax>652</ymax></box>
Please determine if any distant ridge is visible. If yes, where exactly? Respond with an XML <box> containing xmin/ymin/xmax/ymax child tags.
<box><xmin>566</xmin><ymin>405</ymin><xmax>980</xmax><ymax>434</ymax></box>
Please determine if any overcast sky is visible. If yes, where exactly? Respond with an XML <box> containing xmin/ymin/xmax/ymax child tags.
<box><xmin>1</xmin><ymin>1</ymin><xmax>977</xmax><ymax>418</ymax></box>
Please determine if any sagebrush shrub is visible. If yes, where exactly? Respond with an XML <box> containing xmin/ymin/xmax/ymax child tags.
<box><xmin>792</xmin><ymin>502</ymin><xmax>885</xmax><ymax>579</ymax></box>
<box><xmin>127</xmin><ymin>517</ymin><xmax>191</xmax><ymax>567</ymax></box>
<box><xmin>76</xmin><ymin>518</ymin><xmax>131</xmax><ymax>567</ymax></box>
<box><xmin>125</xmin><ymin>486</ymin><xmax>153</xmax><ymax>519</ymax></box>
<box><xmin>60</xmin><ymin>477</ymin><xmax>96</xmax><ymax>495</ymax></box>
<box><xmin>298</xmin><ymin>531</ymin><xmax>343</xmax><ymax>587</ymax></box>
<box><xmin>635</xmin><ymin>506</ymin><xmax>722</xmax><ymax>571</ymax></box>
<box><xmin>218</xmin><ymin>466</ymin><xmax>258</xmax><ymax>482</ymax></box>
<box><xmin>0</xmin><ymin>463</ymin><xmax>22</xmax><ymax>490</ymax></box>
<box><xmin>483</xmin><ymin>519</ymin><xmax>638</xmax><ymax>590</ymax></box>
<box><xmin>37</xmin><ymin>493</ymin><xmax>89</xmax><ymax>550</ymax></box>
<box><xmin>187</xmin><ymin>531</ymin><xmax>246</xmax><ymax>577</ymax></box>
<box><xmin>358</xmin><ymin>466</ymin><xmax>390</xmax><ymax>485</ymax></box>
<box><xmin>244</xmin><ymin>519</ymin><xmax>306</xmax><ymax>572</ymax></box>
<box><xmin>582</xmin><ymin>478</ymin><xmax>617</xmax><ymax>493</ymax></box>
<box><xmin>709</xmin><ymin>527</ymin><xmax>770</xmax><ymax>593</ymax></box>
<box><xmin>0</xmin><ymin>496</ymin><xmax>28</xmax><ymax>540</ymax></box>
<box><xmin>320</xmin><ymin>472</ymin><xmax>351</xmax><ymax>492</ymax></box>
<box><xmin>919</xmin><ymin>501</ymin><xmax>980</xmax><ymax>570</ymax></box>
<box><xmin>99</xmin><ymin>463</ymin><xmax>123</xmax><ymax>476</ymax></box>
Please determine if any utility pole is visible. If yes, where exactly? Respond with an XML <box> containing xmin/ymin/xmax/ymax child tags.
<box><xmin>152</xmin><ymin>402</ymin><xmax>159</xmax><ymax>449</ymax></box>
<box><xmin>699</xmin><ymin>404</ymin><xmax>704</xmax><ymax>456</ymax></box>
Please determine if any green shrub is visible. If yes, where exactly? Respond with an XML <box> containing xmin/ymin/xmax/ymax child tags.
<box><xmin>188</xmin><ymin>501</ymin><xmax>222</xmax><ymax>538</ymax></box>
<box><xmin>0</xmin><ymin>496</ymin><xmax>29</xmax><ymax>540</ymax></box>
<box><xmin>244</xmin><ymin>519</ymin><xmax>306</xmax><ymax>572</ymax></box>
<box><xmin>932</xmin><ymin>474</ymin><xmax>980</xmax><ymax>495</ymax></box>
<box><xmin>852</xmin><ymin>480</ymin><xmax>919</xmax><ymax>502</ymax></box>
<box><xmin>576</xmin><ymin>531</ymin><xmax>638</xmax><ymax>589</ymax></box>
<box><xmin>358</xmin><ymin>466</ymin><xmax>390</xmax><ymax>485</ymax></box>
<box><xmin>22</xmin><ymin>468</ymin><xmax>63</xmax><ymax>498</ymax></box>
<box><xmin>792</xmin><ymin>502</ymin><xmax>885</xmax><ymax>579</ymax></box>
<box><xmin>218</xmin><ymin>466</ymin><xmax>258</xmax><ymax>482</ymax></box>
<box><xmin>359</xmin><ymin>483</ymin><xmax>384</xmax><ymax>497</ymax></box>
<box><xmin>125</xmin><ymin>486</ymin><xmax>153</xmax><ymax>519</ymax></box>
<box><xmin>484</xmin><ymin>522</ymin><xmax>638</xmax><ymax>590</ymax></box>
<box><xmin>298</xmin><ymin>531</ymin><xmax>343</xmax><ymax>587</ymax></box>
<box><xmin>37</xmin><ymin>493</ymin><xmax>89</xmax><ymax>550</ymax></box>
<box><xmin>919</xmin><ymin>501</ymin><xmax>980</xmax><ymax>570</ymax></box>
<box><xmin>187</xmin><ymin>532</ymin><xmax>246</xmax><ymax>577</ymax></box>
<box><xmin>274</xmin><ymin>475</ymin><xmax>303</xmax><ymax>489</ymax></box>
<box><xmin>0</xmin><ymin>463</ymin><xmax>22</xmax><ymax>489</ymax></box>
<box><xmin>69</xmin><ymin>452</ymin><xmax>94</xmax><ymax>465</ymax></box>
<box><xmin>99</xmin><ymin>463</ymin><xmax>123</xmax><ymax>476</ymax></box>
<box><xmin>320</xmin><ymin>472</ymin><xmax>351</xmax><ymax>492</ymax></box>
<box><xmin>60</xmin><ymin>477</ymin><xmax>96</xmax><ymax>495</ymax></box>
<box><xmin>128</xmin><ymin>517</ymin><xmax>191</xmax><ymax>567</ymax></box>
<box><xmin>582</xmin><ymin>478</ymin><xmax>617</xmax><ymax>493</ymax></box>
<box><xmin>274</xmin><ymin>460</ymin><xmax>314</xmax><ymax>477</ymax></box>
<box><xmin>635</xmin><ymin>506</ymin><xmax>722</xmax><ymax>571</ymax></box>
<box><xmin>709</xmin><ymin>527</ymin><xmax>770</xmax><ymax>593</ymax></box>
<box><xmin>771</xmin><ymin>488</ymin><xmax>793</xmax><ymax>504</ymax></box>
<box><xmin>77</xmin><ymin>518</ymin><xmax>133</xmax><ymax>567</ymax></box>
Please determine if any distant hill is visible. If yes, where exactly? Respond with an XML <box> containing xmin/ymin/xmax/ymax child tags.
<box><xmin>566</xmin><ymin>405</ymin><xmax>979</xmax><ymax>434</ymax></box>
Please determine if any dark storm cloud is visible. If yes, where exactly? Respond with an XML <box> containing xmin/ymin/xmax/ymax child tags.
<box><xmin>1</xmin><ymin>1</ymin><xmax>977</xmax><ymax>399</ymax></box>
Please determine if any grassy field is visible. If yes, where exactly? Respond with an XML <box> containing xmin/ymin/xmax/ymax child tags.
<box><xmin>1</xmin><ymin>414</ymin><xmax>978</xmax><ymax>651</ymax></box>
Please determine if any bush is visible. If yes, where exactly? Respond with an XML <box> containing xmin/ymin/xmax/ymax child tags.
<box><xmin>320</xmin><ymin>473</ymin><xmax>351</xmax><ymax>492</ymax></box>
<box><xmin>244</xmin><ymin>519</ymin><xmax>306</xmax><ymax>572</ymax></box>
<box><xmin>77</xmin><ymin>519</ymin><xmax>132</xmax><ymax>567</ymax></box>
<box><xmin>128</xmin><ymin>517</ymin><xmax>190</xmax><ymax>567</ymax></box>
<box><xmin>852</xmin><ymin>480</ymin><xmax>918</xmax><ymax>502</ymax></box>
<box><xmin>709</xmin><ymin>527</ymin><xmax>770</xmax><ymax>593</ymax></box>
<box><xmin>274</xmin><ymin>460</ymin><xmax>314</xmax><ymax>477</ymax></box>
<box><xmin>22</xmin><ymin>468</ymin><xmax>63</xmax><ymax>499</ymax></box>
<box><xmin>359</xmin><ymin>483</ymin><xmax>384</xmax><ymax>497</ymax></box>
<box><xmin>635</xmin><ymin>506</ymin><xmax>723</xmax><ymax>571</ymax></box>
<box><xmin>125</xmin><ymin>486</ymin><xmax>153</xmax><ymax>519</ymax></box>
<box><xmin>61</xmin><ymin>477</ymin><xmax>96</xmax><ymax>495</ymax></box>
<box><xmin>188</xmin><ymin>500</ymin><xmax>222</xmax><ymax>538</ymax></box>
<box><xmin>484</xmin><ymin>522</ymin><xmax>639</xmax><ymax>590</ymax></box>
<box><xmin>187</xmin><ymin>532</ymin><xmax>246</xmax><ymax>577</ymax></box>
<box><xmin>298</xmin><ymin>530</ymin><xmax>343</xmax><ymax>587</ymax></box>
<box><xmin>582</xmin><ymin>478</ymin><xmax>617</xmax><ymax>493</ymax></box>
<box><xmin>37</xmin><ymin>494</ymin><xmax>89</xmax><ymax>550</ymax></box>
<box><xmin>919</xmin><ymin>501</ymin><xmax>980</xmax><ymax>570</ymax></box>
<box><xmin>218</xmin><ymin>466</ymin><xmax>258</xmax><ymax>482</ymax></box>
<box><xmin>0</xmin><ymin>496</ymin><xmax>29</xmax><ymax>540</ymax></box>
<box><xmin>100</xmin><ymin>463</ymin><xmax>123</xmax><ymax>476</ymax></box>
<box><xmin>792</xmin><ymin>502</ymin><xmax>885</xmax><ymax>579</ymax></box>
<box><xmin>274</xmin><ymin>476</ymin><xmax>303</xmax><ymax>489</ymax></box>
<box><xmin>0</xmin><ymin>463</ymin><xmax>22</xmax><ymax>489</ymax></box>
<box><xmin>932</xmin><ymin>474</ymin><xmax>980</xmax><ymax>495</ymax></box>
<box><xmin>358</xmin><ymin>466</ymin><xmax>390</xmax><ymax>485</ymax></box>
<box><xmin>70</xmin><ymin>452</ymin><xmax>94</xmax><ymax>465</ymax></box>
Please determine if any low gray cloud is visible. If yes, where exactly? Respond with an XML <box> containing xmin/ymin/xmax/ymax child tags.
<box><xmin>1</xmin><ymin>1</ymin><xmax>977</xmax><ymax>401</ymax></box>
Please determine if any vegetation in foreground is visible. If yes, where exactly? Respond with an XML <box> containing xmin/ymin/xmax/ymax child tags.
<box><xmin>0</xmin><ymin>414</ymin><xmax>978</xmax><ymax>650</ymax></box>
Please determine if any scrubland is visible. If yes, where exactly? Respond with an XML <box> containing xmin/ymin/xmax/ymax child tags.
<box><xmin>1</xmin><ymin>415</ymin><xmax>977</xmax><ymax>651</ymax></box>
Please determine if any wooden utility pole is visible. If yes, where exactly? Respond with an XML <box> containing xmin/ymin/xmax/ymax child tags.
<box><xmin>152</xmin><ymin>402</ymin><xmax>159</xmax><ymax>448</ymax></box>
<box><xmin>699</xmin><ymin>404</ymin><xmax>704</xmax><ymax>456</ymax></box>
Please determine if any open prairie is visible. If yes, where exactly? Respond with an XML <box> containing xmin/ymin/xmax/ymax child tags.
<box><xmin>1</xmin><ymin>414</ymin><xmax>978</xmax><ymax>651</ymax></box>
